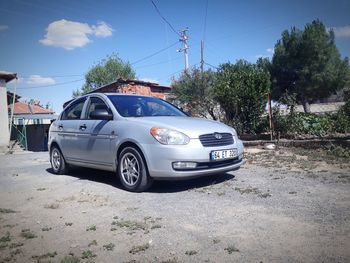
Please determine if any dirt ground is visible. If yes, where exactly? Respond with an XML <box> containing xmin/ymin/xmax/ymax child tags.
<box><xmin>0</xmin><ymin>146</ymin><xmax>349</xmax><ymax>263</ymax></box>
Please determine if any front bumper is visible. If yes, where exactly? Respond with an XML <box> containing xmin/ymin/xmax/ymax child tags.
<box><xmin>140</xmin><ymin>138</ymin><xmax>244</xmax><ymax>179</ymax></box>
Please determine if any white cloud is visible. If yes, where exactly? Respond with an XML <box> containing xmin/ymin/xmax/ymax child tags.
<box><xmin>27</xmin><ymin>75</ymin><xmax>55</xmax><ymax>85</ymax></box>
<box><xmin>0</xmin><ymin>25</ymin><xmax>9</xmax><ymax>31</ymax></box>
<box><xmin>39</xmin><ymin>19</ymin><xmax>113</xmax><ymax>50</ymax></box>
<box><xmin>330</xmin><ymin>26</ymin><xmax>350</xmax><ymax>38</ymax></box>
<box><xmin>266</xmin><ymin>47</ymin><xmax>274</xmax><ymax>54</ymax></box>
<box><xmin>92</xmin><ymin>21</ymin><xmax>113</xmax><ymax>38</ymax></box>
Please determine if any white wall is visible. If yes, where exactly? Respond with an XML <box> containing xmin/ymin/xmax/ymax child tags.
<box><xmin>0</xmin><ymin>79</ymin><xmax>10</xmax><ymax>151</ymax></box>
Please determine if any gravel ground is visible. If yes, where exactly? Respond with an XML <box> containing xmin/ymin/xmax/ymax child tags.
<box><xmin>0</xmin><ymin>147</ymin><xmax>349</xmax><ymax>263</ymax></box>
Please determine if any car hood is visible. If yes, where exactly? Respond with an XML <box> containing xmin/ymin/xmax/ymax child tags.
<box><xmin>124</xmin><ymin>116</ymin><xmax>234</xmax><ymax>138</ymax></box>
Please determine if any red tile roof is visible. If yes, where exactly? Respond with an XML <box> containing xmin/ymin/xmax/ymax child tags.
<box><xmin>9</xmin><ymin>102</ymin><xmax>54</xmax><ymax>114</ymax></box>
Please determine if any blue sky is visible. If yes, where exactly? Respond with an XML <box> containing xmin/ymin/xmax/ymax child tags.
<box><xmin>1</xmin><ymin>0</ymin><xmax>350</xmax><ymax>113</ymax></box>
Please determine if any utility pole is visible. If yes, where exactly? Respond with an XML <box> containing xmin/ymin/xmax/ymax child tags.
<box><xmin>200</xmin><ymin>40</ymin><xmax>204</xmax><ymax>73</ymax></box>
<box><xmin>177</xmin><ymin>28</ymin><xmax>189</xmax><ymax>73</ymax></box>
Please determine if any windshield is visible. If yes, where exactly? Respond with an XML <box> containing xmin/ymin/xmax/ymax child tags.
<box><xmin>108</xmin><ymin>95</ymin><xmax>187</xmax><ymax>117</ymax></box>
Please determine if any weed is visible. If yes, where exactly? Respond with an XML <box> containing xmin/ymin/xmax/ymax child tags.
<box><xmin>0</xmin><ymin>208</ymin><xmax>16</xmax><ymax>214</ymax></box>
<box><xmin>129</xmin><ymin>243</ymin><xmax>149</xmax><ymax>254</ymax></box>
<box><xmin>10</xmin><ymin>248</ymin><xmax>22</xmax><ymax>256</ymax></box>
<box><xmin>88</xmin><ymin>240</ymin><xmax>98</xmax><ymax>247</ymax></box>
<box><xmin>3</xmin><ymin>224</ymin><xmax>16</xmax><ymax>228</ymax></box>
<box><xmin>113</xmin><ymin>216</ymin><xmax>119</xmax><ymax>220</ymax></box>
<box><xmin>0</xmin><ymin>232</ymin><xmax>11</xmax><ymax>243</ymax></box>
<box><xmin>258</xmin><ymin>192</ymin><xmax>272</xmax><ymax>198</ymax></box>
<box><xmin>86</xmin><ymin>225</ymin><xmax>96</xmax><ymax>231</ymax></box>
<box><xmin>161</xmin><ymin>259</ymin><xmax>179</xmax><ymax>263</ymax></box>
<box><xmin>41</xmin><ymin>227</ymin><xmax>52</xmax><ymax>231</ymax></box>
<box><xmin>81</xmin><ymin>250</ymin><xmax>96</xmax><ymax>259</ymax></box>
<box><xmin>185</xmin><ymin>250</ymin><xmax>198</xmax><ymax>256</ymax></box>
<box><xmin>289</xmin><ymin>191</ymin><xmax>297</xmax><ymax>194</ymax></box>
<box><xmin>224</xmin><ymin>245</ymin><xmax>240</xmax><ymax>254</ymax></box>
<box><xmin>65</xmin><ymin>222</ymin><xmax>73</xmax><ymax>226</ymax></box>
<box><xmin>20</xmin><ymin>229</ymin><xmax>37</xmax><ymax>239</ymax></box>
<box><xmin>151</xmin><ymin>224</ymin><xmax>161</xmax><ymax>229</ymax></box>
<box><xmin>235</xmin><ymin>186</ymin><xmax>259</xmax><ymax>195</ymax></box>
<box><xmin>44</xmin><ymin>203</ymin><xmax>59</xmax><ymax>209</ymax></box>
<box><xmin>116</xmin><ymin>219</ymin><xmax>147</xmax><ymax>231</ymax></box>
<box><xmin>9</xmin><ymin>242</ymin><xmax>23</xmax><ymax>249</ymax></box>
<box><xmin>32</xmin><ymin>251</ymin><xmax>57</xmax><ymax>261</ymax></box>
<box><xmin>217</xmin><ymin>192</ymin><xmax>226</xmax><ymax>196</ymax></box>
<box><xmin>103</xmin><ymin>243</ymin><xmax>115</xmax><ymax>251</ymax></box>
<box><xmin>213</xmin><ymin>239</ymin><xmax>221</xmax><ymax>244</ymax></box>
<box><xmin>37</xmin><ymin>188</ymin><xmax>46</xmax><ymax>191</ymax></box>
<box><xmin>60</xmin><ymin>255</ymin><xmax>80</xmax><ymax>263</ymax></box>
<box><xmin>110</xmin><ymin>228</ymin><xmax>117</xmax><ymax>231</ymax></box>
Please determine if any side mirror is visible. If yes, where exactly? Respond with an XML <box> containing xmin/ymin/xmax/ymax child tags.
<box><xmin>89</xmin><ymin>109</ymin><xmax>113</xmax><ymax>120</ymax></box>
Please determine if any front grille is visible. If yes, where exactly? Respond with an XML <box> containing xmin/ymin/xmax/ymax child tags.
<box><xmin>199</xmin><ymin>133</ymin><xmax>234</xmax><ymax>147</ymax></box>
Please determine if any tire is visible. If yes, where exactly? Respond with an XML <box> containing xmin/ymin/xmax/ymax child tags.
<box><xmin>50</xmin><ymin>145</ymin><xmax>68</xmax><ymax>174</ymax></box>
<box><xmin>117</xmin><ymin>147</ymin><xmax>153</xmax><ymax>192</ymax></box>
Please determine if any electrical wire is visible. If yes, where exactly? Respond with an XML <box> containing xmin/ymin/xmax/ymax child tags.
<box><xmin>130</xmin><ymin>41</ymin><xmax>179</xmax><ymax>65</ymax></box>
<box><xmin>150</xmin><ymin>0</ymin><xmax>180</xmax><ymax>37</ymax></box>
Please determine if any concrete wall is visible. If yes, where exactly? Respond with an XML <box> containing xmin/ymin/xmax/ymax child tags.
<box><xmin>0</xmin><ymin>79</ymin><xmax>10</xmax><ymax>151</ymax></box>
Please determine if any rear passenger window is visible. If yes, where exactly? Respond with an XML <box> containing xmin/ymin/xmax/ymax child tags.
<box><xmin>61</xmin><ymin>99</ymin><xmax>86</xmax><ymax>120</ymax></box>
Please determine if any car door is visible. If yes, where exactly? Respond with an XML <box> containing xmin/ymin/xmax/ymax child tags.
<box><xmin>56</xmin><ymin>97</ymin><xmax>87</xmax><ymax>161</ymax></box>
<box><xmin>75</xmin><ymin>96</ymin><xmax>116</xmax><ymax>168</ymax></box>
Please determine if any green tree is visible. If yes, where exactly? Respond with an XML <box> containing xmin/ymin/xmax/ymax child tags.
<box><xmin>271</xmin><ymin>20</ymin><xmax>349</xmax><ymax>112</ymax></box>
<box><xmin>214</xmin><ymin>60</ymin><xmax>271</xmax><ymax>134</ymax></box>
<box><xmin>171</xmin><ymin>68</ymin><xmax>222</xmax><ymax>120</ymax></box>
<box><xmin>73</xmin><ymin>54</ymin><xmax>136</xmax><ymax>97</ymax></box>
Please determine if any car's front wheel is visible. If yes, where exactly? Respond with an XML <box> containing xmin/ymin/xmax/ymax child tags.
<box><xmin>117</xmin><ymin>147</ymin><xmax>153</xmax><ymax>192</ymax></box>
<box><xmin>50</xmin><ymin>146</ymin><xmax>68</xmax><ymax>174</ymax></box>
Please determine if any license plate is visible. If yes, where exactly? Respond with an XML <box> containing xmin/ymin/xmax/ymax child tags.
<box><xmin>210</xmin><ymin>149</ymin><xmax>237</xmax><ymax>161</ymax></box>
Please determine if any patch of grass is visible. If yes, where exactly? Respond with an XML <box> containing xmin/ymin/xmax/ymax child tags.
<box><xmin>9</xmin><ymin>242</ymin><xmax>23</xmax><ymax>249</ymax></box>
<box><xmin>217</xmin><ymin>192</ymin><xmax>226</xmax><ymax>196</ymax></box>
<box><xmin>0</xmin><ymin>243</ymin><xmax>8</xmax><ymax>250</ymax></box>
<box><xmin>185</xmin><ymin>250</ymin><xmax>198</xmax><ymax>256</ymax></box>
<box><xmin>151</xmin><ymin>224</ymin><xmax>161</xmax><ymax>229</ymax></box>
<box><xmin>86</xmin><ymin>225</ymin><xmax>96</xmax><ymax>231</ymax></box>
<box><xmin>10</xmin><ymin>248</ymin><xmax>22</xmax><ymax>256</ymax></box>
<box><xmin>32</xmin><ymin>251</ymin><xmax>57</xmax><ymax>261</ymax></box>
<box><xmin>213</xmin><ymin>238</ymin><xmax>221</xmax><ymax>244</ymax></box>
<box><xmin>44</xmin><ymin>203</ymin><xmax>59</xmax><ymax>209</ymax></box>
<box><xmin>81</xmin><ymin>250</ymin><xmax>96</xmax><ymax>259</ymax></box>
<box><xmin>0</xmin><ymin>232</ymin><xmax>11</xmax><ymax>243</ymax></box>
<box><xmin>0</xmin><ymin>208</ymin><xmax>16</xmax><ymax>214</ymax></box>
<box><xmin>3</xmin><ymin>224</ymin><xmax>16</xmax><ymax>229</ymax></box>
<box><xmin>289</xmin><ymin>191</ymin><xmax>297</xmax><ymax>194</ymax></box>
<box><xmin>60</xmin><ymin>255</ymin><xmax>80</xmax><ymax>263</ymax></box>
<box><xmin>20</xmin><ymin>229</ymin><xmax>37</xmax><ymax>239</ymax></box>
<box><xmin>113</xmin><ymin>216</ymin><xmax>119</xmax><ymax>220</ymax></box>
<box><xmin>88</xmin><ymin>240</ymin><xmax>98</xmax><ymax>247</ymax></box>
<box><xmin>116</xmin><ymin>219</ymin><xmax>147</xmax><ymax>231</ymax></box>
<box><xmin>65</xmin><ymin>222</ymin><xmax>73</xmax><ymax>226</ymax></box>
<box><xmin>160</xmin><ymin>259</ymin><xmax>179</xmax><ymax>263</ymax></box>
<box><xmin>103</xmin><ymin>243</ymin><xmax>115</xmax><ymax>251</ymax></box>
<box><xmin>235</xmin><ymin>186</ymin><xmax>260</xmax><ymax>195</ymax></box>
<box><xmin>110</xmin><ymin>227</ymin><xmax>117</xmax><ymax>231</ymax></box>
<box><xmin>37</xmin><ymin>188</ymin><xmax>46</xmax><ymax>191</ymax></box>
<box><xmin>41</xmin><ymin>227</ymin><xmax>52</xmax><ymax>231</ymax></box>
<box><xmin>129</xmin><ymin>243</ymin><xmax>149</xmax><ymax>254</ymax></box>
<box><xmin>258</xmin><ymin>192</ymin><xmax>272</xmax><ymax>198</ymax></box>
<box><xmin>224</xmin><ymin>245</ymin><xmax>240</xmax><ymax>254</ymax></box>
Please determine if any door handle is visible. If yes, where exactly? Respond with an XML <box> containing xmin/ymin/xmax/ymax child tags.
<box><xmin>58</xmin><ymin>124</ymin><xmax>63</xmax><ymax>129</ymax></box>
<box><xmin>79</xmin><ymin>124</ymin><xmax>87</xmax><ymax>130</ymax></box>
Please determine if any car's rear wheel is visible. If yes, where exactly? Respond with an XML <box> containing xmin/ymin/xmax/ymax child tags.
<box><xmin>118</xmin><ymin>147</ymin><xmax>153</xmax><ymax>192</ymax></box>
<box><xmin>50</xmin><ymin>146</ymin><xmax>68</xmax><ymax>174</ymax></box>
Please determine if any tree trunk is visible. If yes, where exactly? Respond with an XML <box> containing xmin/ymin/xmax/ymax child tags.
<box><xmin>301</xmin><ymin>96</ymin><xmax>311</xmax><ymax>113</ymax></box>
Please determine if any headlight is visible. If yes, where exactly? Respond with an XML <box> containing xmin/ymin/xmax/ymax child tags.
<box><xmin>150</xmin><ymin>127</ymin><xmax>190</xmax><ymax>145</ymax></box>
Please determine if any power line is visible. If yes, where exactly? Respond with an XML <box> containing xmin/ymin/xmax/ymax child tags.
<box><xmin>150</xmin><ymin>0</ymin><xmax>180</xmax><ymax>37</ymax></box>
<box><xmin>130</xmin><ymin>41</ymin><xmax>179</xmax><ymax>65</ymax></box>
<box><xmin>204</xmin><ymin>62</ymin><xmax>219</xmax><ymax>69</ymax></box>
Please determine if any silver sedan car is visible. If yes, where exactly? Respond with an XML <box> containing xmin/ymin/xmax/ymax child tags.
<box><xmin>49</xmin><ymin>93</ymin><xmax>244</xmax><ymax>192</ymax></box>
